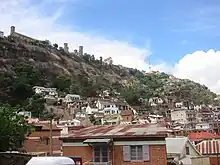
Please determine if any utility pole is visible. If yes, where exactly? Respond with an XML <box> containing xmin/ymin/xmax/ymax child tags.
<box><xmin>49</xmin><ymin>117</ymin><xmax>53</xmax><ymax>156</ymax></box>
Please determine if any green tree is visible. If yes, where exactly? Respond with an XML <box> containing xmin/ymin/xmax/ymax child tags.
<box><xmin>24</xmin><ymin>94</ymin><xmax>46</xmax><ymax>118</ymax></box>
<box><xmin>89</xmin><ymin>114</ymin><xmax>96</xmax><ymax>124</ymax></box>
<box><xmin>52</xmin><ymin>75</ymin><xmax>71</xmax><ymax>92</ymax></box>
<box><xmin>0</xmin><ymin>105</ymin><xmax>32</xmax><ymax>151</ymax></box>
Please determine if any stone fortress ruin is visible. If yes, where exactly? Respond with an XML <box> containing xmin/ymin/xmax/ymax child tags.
<box><xmin>1</xmin><ymin>26</ymin><xmax>84</xmax><ymax>56</ymax></box>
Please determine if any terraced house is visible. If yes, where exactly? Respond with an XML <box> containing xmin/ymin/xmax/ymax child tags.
<box><xmin>60</xmin><ymin>124</ymin><xmax>170</xmax><ymax>165</ymax></box>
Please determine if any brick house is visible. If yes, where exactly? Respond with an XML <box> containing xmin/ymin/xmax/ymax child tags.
<box><xmin>60</xmin><ymin>124</ymin><xmax>169</xmax><ymax>165</ymax></box>
<box><xmin>23</xmin><ymin>123</ymin><xmax>61</xmax><ymax>155</ymax></box>
<box><xmin>120</xmin><ymin>109</ymin><xmax>134</xmax><ymax>123</ymax></box>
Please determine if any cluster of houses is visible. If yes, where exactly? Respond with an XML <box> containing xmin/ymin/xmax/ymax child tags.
<box><xmin>15</xmin><ymin>86</ymin><xmax>220</xmax><ymax>165</ymax></box>
<box><xmin>21</xmin><ymin>119</ymin><xmax>220</xmax><ymax>165</ymax></box>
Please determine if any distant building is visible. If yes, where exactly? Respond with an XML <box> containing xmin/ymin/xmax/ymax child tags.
<box><xmin>64</xmin><ymin>43</ymin><xmax>69</xmax><ymax>53</ymax></box>
<box><xmin>195</xmin><ymin>123</ymin><xmax>210</xmax><ymax>130</ymax></box>
<box><xmin>85</xmin><ymin>105</ymin><xmax>98</xmax><ymax>115</ymax></box>
<box><xmin>33</xmin><ymin>86</ymin><xmax>58</xmax><ymax>97</ymax></box>
<box><xmin>171</xmin><ymin>109</ymin><xmax>187</xmax><ymax>124</ymax></box>
<box><xmin>120</xmin><ymin>109</ymin><xmax>134</xmax><ymax>123</ymax></box>
<box><xmin>64</xmin><ymin>94</ymin><xmax>81</xmax><ymax>103</ymax></box>
<box><xmin>18</xmin><ymin>111</ymin><xmax>32</xmax><ymax>118</ymax></box>
<box><xmin>103</xmin><ymin>107</ymin><xmax>120</xmax><ymax>115</ymax></box>
<box><xmin>148</xmin><ymin>97</ymin><xmax>163</xmax><ymax>106</ymax></box>
<box><xmin>0</xmin><ymin>31</ymin><xmax>4</xmax><ymax>38</ymax></box>
<box><xmin>101</xmin><ymin>114</ymin><xmax>121</xmax><ymax>125</ymax></box>
<box><xmin>9</xmin><ymin>26</ymin><xmax>40</xmax><ymax>43</ymax></box>
<box><xmin>79</xmin><ymin>46</ymin><xmax>83</xmax><ymax>56</ymax></box>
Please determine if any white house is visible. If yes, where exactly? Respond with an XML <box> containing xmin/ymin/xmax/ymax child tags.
<box><xmin>166</xmin><ymin>137</ymin><xmax>209</xmax><ymax>165</ymax></box>
<box><xmin>57</xmin><ymin>119</ymin><xmax>81</xmax><ymax>136</ymax></box>
<box><xmin>175</xmin><ymin>102</ymin><xmax>184</xmax><ymax>108</ymax></box>
<box><xmin>18</xmin><ymin>111</ymin><xmax>32</xmax><ymax>118</ymax></box>
<box><xmin>85</xmin><ymin>105</ymin><xmax>98</xmax><ymax>115</ymax></box>
<box><xmin>171</xmin><ymin>109</ymin><xmax>187</xmax><ymax>124</ymax></box>
<box><xmin>33</xmin><ymin>86</ymin><xmax>58</xmax><ymax>97</ymax></box>
<box><xmin>75</xmin><ymin>111</ymin><xmax>86</xmax><ymax>118</ymax></box>
<box><xmin>103</xmin><ymin>107</ymin><xmax>121</xmax><ymax>115</ymax></box>
<box><xmin>96</xmin><ymin>99</ymin><xmax>116</xmax><ymax>110</ymax></box>
<box><xmin>195</xmin><ymin>123</ymin><xmax>210</xmax><ymax>130</ymax></box>
<box><xmin>148</xmin><ymin>114</ymin><xmax>163</xmax><ymax>124</ymax></box>
<box><xmin>64</xmin><ymin>94</ymin><xmax>81</xmax><ymax>103</ymax></box>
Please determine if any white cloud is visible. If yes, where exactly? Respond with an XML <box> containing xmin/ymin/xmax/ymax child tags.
<box><xmin>173</xmin><ymin>49</ymin><xmax>220</xmax><ymax>93</ymax></box>
<box><xmin>0</xmin><ymin>0</ymin><xmax>151</xmax><ymax>71</ymax></box>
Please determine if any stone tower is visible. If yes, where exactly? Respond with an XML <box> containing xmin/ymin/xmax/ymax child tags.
<box><xmin>79</xmin><ymin>46</ymin><xmax>83</xmax><ymax>56</ymax></box>
<box><xmin>0</xmin><ymin>31</ymin><xmax>4</xmax><ymax>38</ymax></box>
<box><xmin>64</xmin><ymin>43</ymin><xmax>69</xmax><ymax>53</ymax></box>
<box><xmin>10</xmin><ymin>26</ymin><xmax>15</xmax><ymax>35</ymax></box>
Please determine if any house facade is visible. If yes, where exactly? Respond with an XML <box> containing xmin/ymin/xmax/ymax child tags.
<box><xmin>166</xmin><ymin>137</ymin><xmax>209</xmax><ymax>165</ymax></box>
<box><xmin>61</xmin><ymin>124</ymin><xmax>169</xmax><ymax>165</ymax></box>
<box><xmin>171</xmin><ymin>109</ymin><xmax>187</xmax><ymax>124</ymax></box>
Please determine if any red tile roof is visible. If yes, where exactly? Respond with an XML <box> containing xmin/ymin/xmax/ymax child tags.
<box><xmin>61</xmin><ymin>124</ymin><xmax>170</xmax><ymax>140</ymax></box>
<box><xmin>196</xmin><ymin>140</ymin><xmax>220</xmax><ymax>155</ymax></box>
<box><xmin>188</xmin><ymin>132</ymin><xmax>220</xmax><ymax>141</ymax></box>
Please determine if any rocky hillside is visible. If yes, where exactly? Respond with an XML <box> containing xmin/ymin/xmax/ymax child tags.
<box><xmin>0</xmin><ymin>36</ymin><xmax>216</xmax><ymax>106</ymax></box>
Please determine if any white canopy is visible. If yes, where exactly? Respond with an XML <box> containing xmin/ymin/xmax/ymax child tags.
<box><xmin>26</xmin><ymin>157</ymin><xmax>75</xmax><ymax>165</ymax></box>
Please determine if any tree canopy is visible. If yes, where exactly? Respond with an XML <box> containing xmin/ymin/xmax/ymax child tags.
<box><xmin>0</xmin><ymin>105</ymin><xmax>32</xmax><ymax>152</ymax></box>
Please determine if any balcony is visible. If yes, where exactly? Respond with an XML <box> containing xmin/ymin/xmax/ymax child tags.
<box><xmin>87</xmin><ymin>161</ymin><xmax>112</xmax><ymax>165</ymax></box>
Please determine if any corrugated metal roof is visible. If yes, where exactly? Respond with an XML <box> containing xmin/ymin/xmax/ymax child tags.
<box><xmin>196</xmin><ymin>140</ymin><xmax>220</xmax><ymax>155</ymax></box>
<box><xmin>62</xmin><ymin>124</ymin><xmax>170</xmax><ymax>140</ymax></box>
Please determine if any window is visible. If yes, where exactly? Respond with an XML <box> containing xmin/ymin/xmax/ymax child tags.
<box><xmin>130</xmin><ymin>145</ymin><xmax>143</xmax><ymax>161</ymax></box>
<box><xmin>123</xmin><ymin>145</ymin><xmax>149</xmax><ymax>162</ymax></box>
<box><xmin>185</xmin><ymin>147</ymin><xmax>190</xmax><ymax>155</ymax></box>
<box><xmin>93</xmin><ymin>146</ymin><xmax>108</xmax><ymax>162</ymax></box>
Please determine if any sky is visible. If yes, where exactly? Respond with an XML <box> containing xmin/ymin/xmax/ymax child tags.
<box><xmin>1</xmin><ymin>0</ymin><xmax>220</xmax><ymax>93</ymax></box>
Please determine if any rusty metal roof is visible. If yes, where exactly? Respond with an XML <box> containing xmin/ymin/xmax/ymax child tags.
<box><xmin>196</xmin><ymin>140</ymin><xmax>220</xmax><ymax>155</ymax></box>
<box><xmin>62</xmin><ymin>124</ymin><xmax>170</xmax><ymax>140</ymax></box>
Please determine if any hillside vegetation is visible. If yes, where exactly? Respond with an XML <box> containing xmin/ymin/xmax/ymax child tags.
<box><xmin>0</xmin><ymin>36</ymin><xmax>216</xmax><ymax>107</ymax></box>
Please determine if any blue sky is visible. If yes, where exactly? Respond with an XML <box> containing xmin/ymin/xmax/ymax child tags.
<box><xmin>2</xmin><ymin>0</ymin><xmax>220</xmax><ymax>93</ymax></box>
<box><xmin>52</xmin><ymin>0</ymin><xmax>220</xmax><ymax>64</ymax></box>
